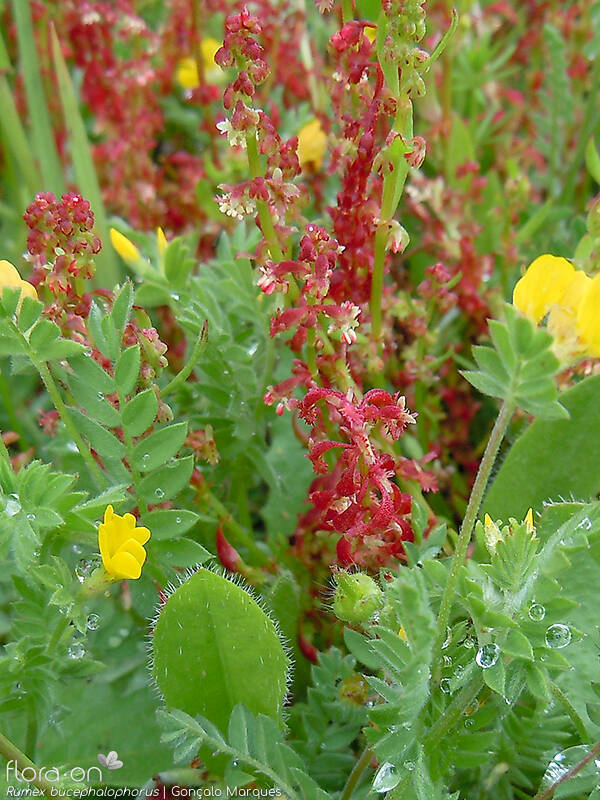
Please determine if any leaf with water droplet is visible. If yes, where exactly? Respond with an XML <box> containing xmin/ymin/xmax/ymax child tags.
<box><xmin>541</xmin><ymin>745</ymin><xmax>600</xmax><ymax>797</ymax></box>
<box><xmin>373</xmin><ymin>762</ymin><xmax>400</xmax><ymax>793</ymax></box>
<box><xmin>545</xmin><ymin>623</ymin><xmax>571</xmax><ymax>649</ymax></box>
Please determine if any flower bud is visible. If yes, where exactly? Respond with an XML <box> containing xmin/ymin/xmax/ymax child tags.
<box><xmin>332</xmin><ymin>570</ymin><xmax>383</xmax><ymax>624</ymax></box>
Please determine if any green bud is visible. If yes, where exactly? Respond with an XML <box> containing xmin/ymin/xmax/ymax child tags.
<box><xmin>332</xmin><ymin>571</ymin><xmax>383</xmax><ymax>624</ymax></box>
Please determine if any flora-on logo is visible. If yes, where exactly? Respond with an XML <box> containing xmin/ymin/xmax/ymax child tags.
<box><xmin>97</xmin><ymin>750</ymin><xmax>123</xmax><ymax>770</ymax></box>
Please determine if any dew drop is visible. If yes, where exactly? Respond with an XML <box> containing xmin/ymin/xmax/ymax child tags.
<box><xmin>75</xmin><ymin>555</ymin><xmax>101</xmax><ymax>582</ymax></box>
<box><xmin>545</xmin><ymin>623</ymin><xmax>571</xmax><ymax>649</ymax></box>
<box><xmin>440</xmin><ymin>678</ymin><xmax>452</xmax><ymax>694</ymax></box>
<box><xmin>476</xmin><ymin>643</ymin><xmax>500</xmax><ymax>669</ymax></box>
<box><xmin>4</xmin><ymin>494</ymin><xmax>21</xmax><ymax>517</ymax></box>
<box><xmin>464</xmin><ymin>718</ymin><xmax>475</xmax><ymax>728</ymax></box>
<box><xmin>442</xmin><ymin>626</ymin><xmax>451</xmax><ymax>649</ymax></box>
<box><xmin>176</xmin><ymin>516</ymin><xmax>182</xmax><ymax>524</ymax></box>
<box><xmin>463</xmin><ymin>635</ymin><xmax>476</xmax><ymax>649</ymax></box>
<box><xmin>528</xmin><ymin>603</ymin><xmax>546</xmax><ymax>621</ymax></box>
<box><xmin>97</xmin><ymin>392</ymin><xmax>104</xmax><ymax>401</ymax></box>
<box><xmin>171</xmin><ymin>293</ymin><xmax>180</xmax><ymax>301</ymax></box>
<box><xmin>541</xmin><ymin>746</ymin><xmax>600</xmax><ymax>792</ymax></box>
<box><xmin>232</xmin><ymin>759</ymin><xmax>239</xmax><ymax>767</ymax></box>
<box><xmin>443</xmin><ymin>656</ymin><xmax>452</xmax><ymax>668</ymax></box>
<box><xmin>578</xmin><ymin>517</ymin><xmax>592</xmax><ymax>530</ymax></box>
<box><xmin>67</xmin><ymin>641</ymin><xmax>85</xmax><ymax>660</ymax></box>
<box><xmin>154</xmin><ymin>487</ymin><xmax>165</xmax><ymax>499</ymax></box>
<box><xmin>86</xmin><ymin>614</ymin><xmax>100</xmax><ymax>631</ymax></box>
<box><xmin>72</xmin><ymin>544</ymin><xmax>82</xmax><ymax>555</ymax></box>
<box><xmin>373</xmin><ymin>762</ymin><xmax>400</xmax><ymax>793</ymax></box>
<box><xmin>26</xmin><ymin>513</ymin><xmax>35</xmax><ymax>522</ymax></box>
<box><xmin>404</xmin><ymin>761</ymin><xmax>415</xmax><ymax>772</ymax></box>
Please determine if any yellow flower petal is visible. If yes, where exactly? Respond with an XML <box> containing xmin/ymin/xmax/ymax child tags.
<box><xmin>201</xmin><ymin>38</ymin><xmax>221</xmax><ymax>72</ymax></box>
<box><xmin>18</xmin><ymin>281</ymin><xmax>37</xmax><ymax>300</ymax></box>
<box><xmin>576</xmin><ymin>272</ymin><xmax>600</xmax><ymax>357</ymax></box>
<box><xmin>297</xmin><ymin>119</ymin><xmax>327</xmax><ymax>172</ymax></box>
<box><xmin>512</xmin><ymin>255</ymin><xmax>575</xmax><ymax>323</ymax></box>
<box><xmin>524</xmin><ymin>508</ymin><xmax>535</xmax><ymax>535</ymax></box>
<box><xmin>109</xmin><ymin>551</ymin><xmax>143</xmax><ymax>580</ymax></box>
<box><xmin>0</xmin><ymin>260</ymin><xmax>26</xmax><ymax>288</ymax></box>
<box><xmin>110</xmin><ymin>228</ymin><xmax>141</xmax><ymax>266</ymax></box>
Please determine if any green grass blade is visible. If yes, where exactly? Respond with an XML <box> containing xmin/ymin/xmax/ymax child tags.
<box><xmin>50</xmin><ymin>25</ymin><xmax>121</xmax><ymax>288</ymax></box>
<box><xmin>11</xmin><ymin>0</ymin><xmax>65</xmax><ymax>196</ymax></box>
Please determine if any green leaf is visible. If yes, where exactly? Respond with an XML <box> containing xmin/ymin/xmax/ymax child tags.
<box><xmin>17</xmin><ymin>296</ymin><xmax>42</xmax><ymax>332</ymax></box>
<box><xmin>68</xmin><ymin>408</ymin><xmax>126</xmax><ymax>460</ymax></box>
<box><xmin>69</xmin><ymin>354</ymin><xmax>116</xmax><ymax>394</ymax></box>
<box><xmin>141</xmin><ymin>509</ymin><xmax>199</xmax><ymax>540</ymax></box>
<box><xmin>28</xmin><ymin>319</ymin><xmax>60</xmax><ymax>353</ymax></box>
<box><xmin>164</xmin><ymin>238</ymin><xmax>196</xmax><ymax>287</ymax></box>
<box><xmin>114</xmin><ymin>345</ymin><xmax>140</xmax><ymax>396</ymax></box>
<box><xmin>138</xmin><ymin>455</ymin><xmax>194</xmax><ymax>504</ymax></box>
<box><xmin>503</xmin><ymin>629</ymin><xmax>534</xmax><ymax>661</ymax></box>
<box><xmin>111</xmin><ymin>281</ymin><xmax>134</xmax><ymax>334</ymax></box>
<box><xmin>132</xmin><ymin>422</ymin><xmax>188</xmax><ymax>473</ymax></box>
<box><xmin>50</xmin><ymin>25</ymin><xmax>119</xmax><ymax>286</ymax></box>
<box><xmin>68</xmin><ymin>375</ymin><xmax>120</xmax><ymax>428</ymax></box>
<box><xmin>585</xmin><ymin>136</ymin><xmax>600</xmax><ymax>184</ymax></box>
<box><xmin>462</xmin><ymin>304</ymin><xmax>567</xmax><ymax>420</ymax></box>
<box><xmin>484</xmin><ymin>376</ymin><xmax>600</xmax><ymax>519</ymax></box>
<box><xmin>149</xmin><ymin>538</ymin><xmax>211</xmax><ymax>567</ymax></box>
<box><xmin>122</xmin><ymin>388</ymin><xmax>158</xmax><ymax>436</ymax></box>
<box><xmin>1</xmin><ymin>286</ymin><xmax>22</xmax><ymax>318</ymax></box>
<box><xmin>152</xmin><ymin>569</ymin><xmax>290</xmax><ymax>734</ymax></box>
<box><xmin>12</xmin><ymin>0</ymin><xmax>65</xmax><ymax>195</ymax></box>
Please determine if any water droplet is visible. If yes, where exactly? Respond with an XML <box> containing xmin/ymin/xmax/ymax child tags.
<box><xmin>67</xmin><ymin>641</ymin><xmax>85</xmax><ymax>660</ymax></box>
<box><xmin>578</xmin><ymin>517</ymin><xmax>592</xmax><ymax>530</ymax></box>
<box><xmin>171</xmin><ymin>293</ymin><xmax>180</xmax><ymax>301</ymax></box>
<box><xmin>72</xmin><ymin>543</ymin><xmax>82</xmax><ymax>555</ymax></box>
<box><xmin>108</xmin><ymin>636</ymin><xmax>122</xmax><ymax>648</ymax></box>
<box><xmin>97</xmin><ymin>392</ymin><xmax>104</xmax><ymax>401</ymax></box>
<box><xmin>154</xmin><ymin>488</ymin><xmax>165</xmax><ymax>499</ymax></box>
<box><xmin>404</xmin><ymin>761</ymin><xmax>415</xmax><ymax>772</ymax></box>
<box><xmin>86</xmin><ymin>614</ymin><xmax>100</xmax><ymax>631</ymax></box>
<box><xmin>83</xmin><ymin>347</ymin><xmax>93</xmax><ymax>357</ymax></box>
<box><xmin>373</xmin><ymin>762</ymin><xmax>400</xmax><ymax>793</ymax></box>
<box><xmin>442</xmin><ymin>626</ymin><xmax>451</xmax><ymax>649</ymax></box>
<box><xmin>119</xmin><ymin>627</ymin><xmax>129</xmax><ymax>637</ymax></box>
<box><xmin>232</xmin><ymin>759</ymin><xmax>239</xmax><ymax>767</ymax></box>
<box><xmin>541</xmin><ymin>746</ymin><xmax>600</xmax><ymax>792</ymax></box>
<box><xmin>463</xmin><ymin>635</ymin><xmax>476</xmax><ymax>649</ymax></box>
<box><xmin>528</xmin><ymin>603</ymin><xmax>546</xmax><ymax>621</ymax></box>
<box><xmin>176</xmin><ymin>516</ymin><xmax>182</xmax><ymax>524</ymax></box>
<box><xmin>75</xmin><ymin>555</ymin><xmax>101</xmax><ymax>582</ymax></box>
<box><xmin>464</xmin><ymin>718</ymin><xmax>474</xmax><ymax>728</ymax></box>
<box><xmin>443</xmin><ymin>656</ymin><xmax>452</xmax><ymax>668</ymax></box>
<box><xmin>476</xmin><ymin>643</ymin><xmax>500</xmax><ymax>669</ymax></box>
<box><xmin>142</xmin><ymin>453</ymin><xmax>150</xmax><ymax>462</ymax></box>
<box><xmin>4</xmin><ymin>494</ymin><xmax>21</xmax><ymax>517</ymax></box>
<box><xmin>440</xmin><ymin>678</ymin><xmax>452</xmax><ymax>694</ymax></box>
<box><xmin>545</xmin><ymin>623</ymin><xmax>571</xmax><ymax>649</ymax></box>
<box><xmin>26</xmin><ymin>513</ymin><xmax>35</xmax><ymax>522</ymax></box>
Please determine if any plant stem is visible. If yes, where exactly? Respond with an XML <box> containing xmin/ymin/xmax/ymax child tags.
<box><xmin>246</xmin><ymin>133</ymin><xmax>285</xmax><ymax>259</ymax></box>
<box><xmin>0</xmin><ymin>729</ymin><xmax>54</xmax><ymax>796</ymax></box>
<box><xmin>424</xmin><ymin>675</ymin><xmax>484</xmax><ymax>746</ymax></box>
<box><xmin>161</xmin><ymin>323</ymin><xmax>208</xmax><ymax>398</ymax></box>
<box><xmin>203</xmin><ymin>489</ymin><xmax>269</xmax><ymax>566</ymax></box>
<box><xmin>25</xmin><ymin>705</ymin><xmax>38</xmax><ymax>760</ymax></box>
<box><xmin>341</xmin><ymin>0</ymin><xmax>353</xmax><ymax>24</ymax></box>
<box><xmin>340</xmin><ymin>746</ymin><xmax>373</xmax><ymax>800</ymax></box>
<box><xmin>35</xmin><ymin>360</ymin><xmax>107</xmax><ymax>489</ymax></box>
<box><xmin>550</xmin><ymin>682</ymin><xmax>590</xmax><ymax>744</ymax></box>
<box><xmin>532</xmin><ymin>740</ymin><xmax>600</xmax><ymax>800</ymax></box>
<box><xmin>430</xmin><ymin>399</ymin><xmax>514</xmax><ymax>682</ymax></box>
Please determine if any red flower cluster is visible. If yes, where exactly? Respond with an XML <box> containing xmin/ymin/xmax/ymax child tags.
<box><xmin>296</xmin><ymin>387</ymin><xmax>418</xmax><ymax>566</ymax></box>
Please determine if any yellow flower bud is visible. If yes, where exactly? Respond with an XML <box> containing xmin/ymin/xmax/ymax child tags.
<box><xmin>98</xmin><ymin>504</ymin><xmax>150</xmax><ymax>580</ymax></box>
<box><xmin>483</xmin><ymin>513</ymin><xmax>503</xmax><ymax>554</ymax></box>
<box><xmin>110</xmin><ymin>228</ymin><xmax>142</xmax><ymax>266</ymax></box>
<box><xmin>297</xmin><ymin>119</ymin><xmax>327</xmax><ymax>172</ymax></box>
<box><xmin>156</xmin><ymin>227</ymin><xmax>168</xmax><ymax>259</ymax></box>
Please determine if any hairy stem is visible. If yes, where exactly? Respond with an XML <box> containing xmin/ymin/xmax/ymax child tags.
<box><xmin>0</xmin><ymin>729</ymin><xmax>54</xmax><ymax>796</ymax></box>
<box><xmin>532</xmin><ymin>741</ymin><xmax>600</xmax><ymax>800</ymax></box>
<box><xmin>431</xmin><ymin>399</ymin><xmax>514</xmax><ymax>682</ymax></box>
<box><xmin>550</xmin><ymin>682</ymin><xmax>590</xmax><ymax>744</ymax></box>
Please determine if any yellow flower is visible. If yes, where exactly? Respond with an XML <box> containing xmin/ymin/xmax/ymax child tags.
<box><xmin>156</xmin><ymin>227</ymin><xmax>168</xmax><ymax>259</ymax></box>
<box><xmin>0</xmin><ymin>260</ymin><xmax>37</xmax><ymax>305</ymax></box>
<box><xmin>98</xmin><ymin>504</ymin><xmax>150</xmax><ymax>580</ymax></box>
<box><xmin>110</xmin><ymin>228</ymin><xmax>142</xmax><ymax>266</ymax></box>
<box><xmin>175</xmin><ymin>38</ymin><xmax>222</xmax><ymax>89</ymax></box>
<box><xmin>297</xmin><ymin>119</ymin><xmax>327</xmax><ymax>172</ymax></box>
<box><xmin>512</xmin><ymin>254</ymin><xmax>600</xmax><ymax>362</ymax></box>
